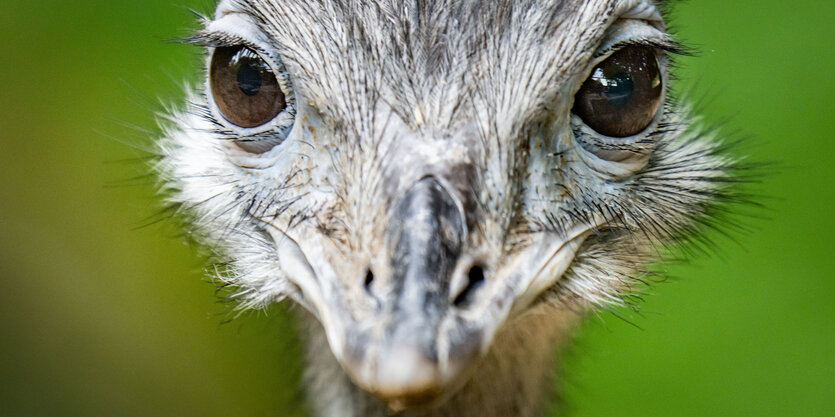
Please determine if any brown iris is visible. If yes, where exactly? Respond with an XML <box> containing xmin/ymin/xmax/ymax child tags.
<box><xmin>573</xmin><ymin>46</ymin><xmax>663</xmax><ymax>138</ymax></box>
<box><xmin>210</xmin><ymin>46</ymin><xmax>286</xmax><ymax>128</ymax></box>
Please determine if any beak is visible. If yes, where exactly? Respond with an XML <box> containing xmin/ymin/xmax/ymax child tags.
<box><xmin>342</xmin><ymin>176</ymin><xmax>476</xmax><ymax>409</ymax></box>
<box><xmin>268</xmin><ymin>177</ymin><xmax>590</xmax><ymax>411</ymax></box>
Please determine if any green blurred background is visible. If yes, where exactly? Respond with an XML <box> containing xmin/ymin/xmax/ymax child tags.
<box><xmin>0</xmin><ymin>1</ymin><xmax>832</xmax><ymax>416</ymax></box>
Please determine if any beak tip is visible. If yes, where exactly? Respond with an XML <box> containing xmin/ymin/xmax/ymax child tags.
<box><xmin>342</xmin><ymin>343</ymin><xmax>449</xmax><ymax>409</ymax></box>
<box><xmin>374</xmin><ymin>344</ymin><xmax>440</xmax><ymax>396</ymax></box>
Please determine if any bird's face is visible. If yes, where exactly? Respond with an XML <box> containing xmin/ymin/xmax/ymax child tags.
<box><xmin>161</xmin><ymin>0</ymin><xmax>729</xmax><ymax>410</ymax></box>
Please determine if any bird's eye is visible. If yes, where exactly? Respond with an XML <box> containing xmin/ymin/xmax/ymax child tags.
<box><xmin>573</xmin><ymin>45</ymin><xmax>663</xmax><ymax>138</ymax></box>
<box><xmin>210</xmin><ymin>46</ymin><xmax>286</xmax><ymax>128</ymax></box>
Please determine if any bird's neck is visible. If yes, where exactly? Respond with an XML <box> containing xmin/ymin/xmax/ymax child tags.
<box><xmin>298</xmin><ymin>305</ymin><xmax>579</xmax><ymax>417</ymax></box>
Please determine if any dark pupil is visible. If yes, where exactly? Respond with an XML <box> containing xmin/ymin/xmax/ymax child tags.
<box><xmin>237</xmin><ymin>60</ymin><xmax>262</xmax><ymax>96</ymax></box>
<box><xmin>599</xmin><ymin>70</ymin><xmax>633</xmax><ymax>107</ymax></box>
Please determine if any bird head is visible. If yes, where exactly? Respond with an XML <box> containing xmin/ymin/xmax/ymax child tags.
<box><xmin>159</xmin><ymin>0</ymin><xmax>731</xmax><ymax>410</ymax></box>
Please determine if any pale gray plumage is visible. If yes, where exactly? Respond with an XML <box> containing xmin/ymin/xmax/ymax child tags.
<box><xmin>157</xmin><ymin>0</ymin><xmax>735</xmax><ymax>416</ymax></box>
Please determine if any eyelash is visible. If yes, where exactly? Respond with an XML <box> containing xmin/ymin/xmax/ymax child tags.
<box><xmin>185</xmin><ymin>31</ymin><xmax>268</xmax><ymax>56</ymax></box>
<box><xmin>593</xmin><ymin>38</ymin><xmax>688</xmax><ymax>60</ymax></box>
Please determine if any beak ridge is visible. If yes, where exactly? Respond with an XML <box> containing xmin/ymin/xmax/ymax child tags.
<box><xmin>346</xmin><ymin>176</ymin><xmax>471</xmax><ymax>403</ymax></box>
<box><xmin>387</xmin><ymin>176</ymin><xmax>465</xmax><ymax>321</ymax></box>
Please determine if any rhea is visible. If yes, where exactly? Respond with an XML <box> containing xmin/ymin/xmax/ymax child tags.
<box><xmin>158</xmin><ymin>0</ymin><xmax>732</xmax><ymax>415</ymax></box>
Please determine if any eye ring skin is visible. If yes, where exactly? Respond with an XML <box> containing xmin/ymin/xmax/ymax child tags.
<box><xmin>571</xmin><ymin>113</ymin><xmax>655</xmax><ymax>178</ymax></box>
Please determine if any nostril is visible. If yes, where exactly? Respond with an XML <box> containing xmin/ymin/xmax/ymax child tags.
<box><xmin>364</xmin><ymin>269</ymin><xmax>375</xmax><ymax>291</ymax></box>
<box><xmin>453</xmin><ymin>265</ymin><xmax>485</xmax><ymax>307</ymax></box>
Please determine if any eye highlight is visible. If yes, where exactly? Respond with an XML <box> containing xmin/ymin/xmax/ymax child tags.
<box><xmin>573</xmin><ymin>46</ymin><xmax>663</xmax><ymax>138</ymax></box>
<box><xmin>210</xmin><ymin>46</ymin><xmax>286</xmax><ymax>128</ymax></box>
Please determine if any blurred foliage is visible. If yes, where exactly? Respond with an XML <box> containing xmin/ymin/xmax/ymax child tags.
<box><xmin>0</xmin><ymin>1</ymin><xmax>831</xmax><ymax>416</ymax></box>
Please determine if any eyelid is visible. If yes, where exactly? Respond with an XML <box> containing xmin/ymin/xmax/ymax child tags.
<box><xmin>593</xmin><ymin>17</ymin><xmax>687</xmax><ymax>60</ymax></box>
<box><xmin>186</xmin><ymin>11</ymin><xmax>271</xmax><ymax>54</ymax></box>
<box><xmin>618</xmin><ymin>1</ymin><xmax>664</xmax><ymax>23</ymax></box>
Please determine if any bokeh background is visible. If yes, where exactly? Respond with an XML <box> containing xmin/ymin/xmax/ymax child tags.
<box><xmin>1</xmin><ymin>0</ymin><xmax>832</xmax><ymax>416</ymax></box>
